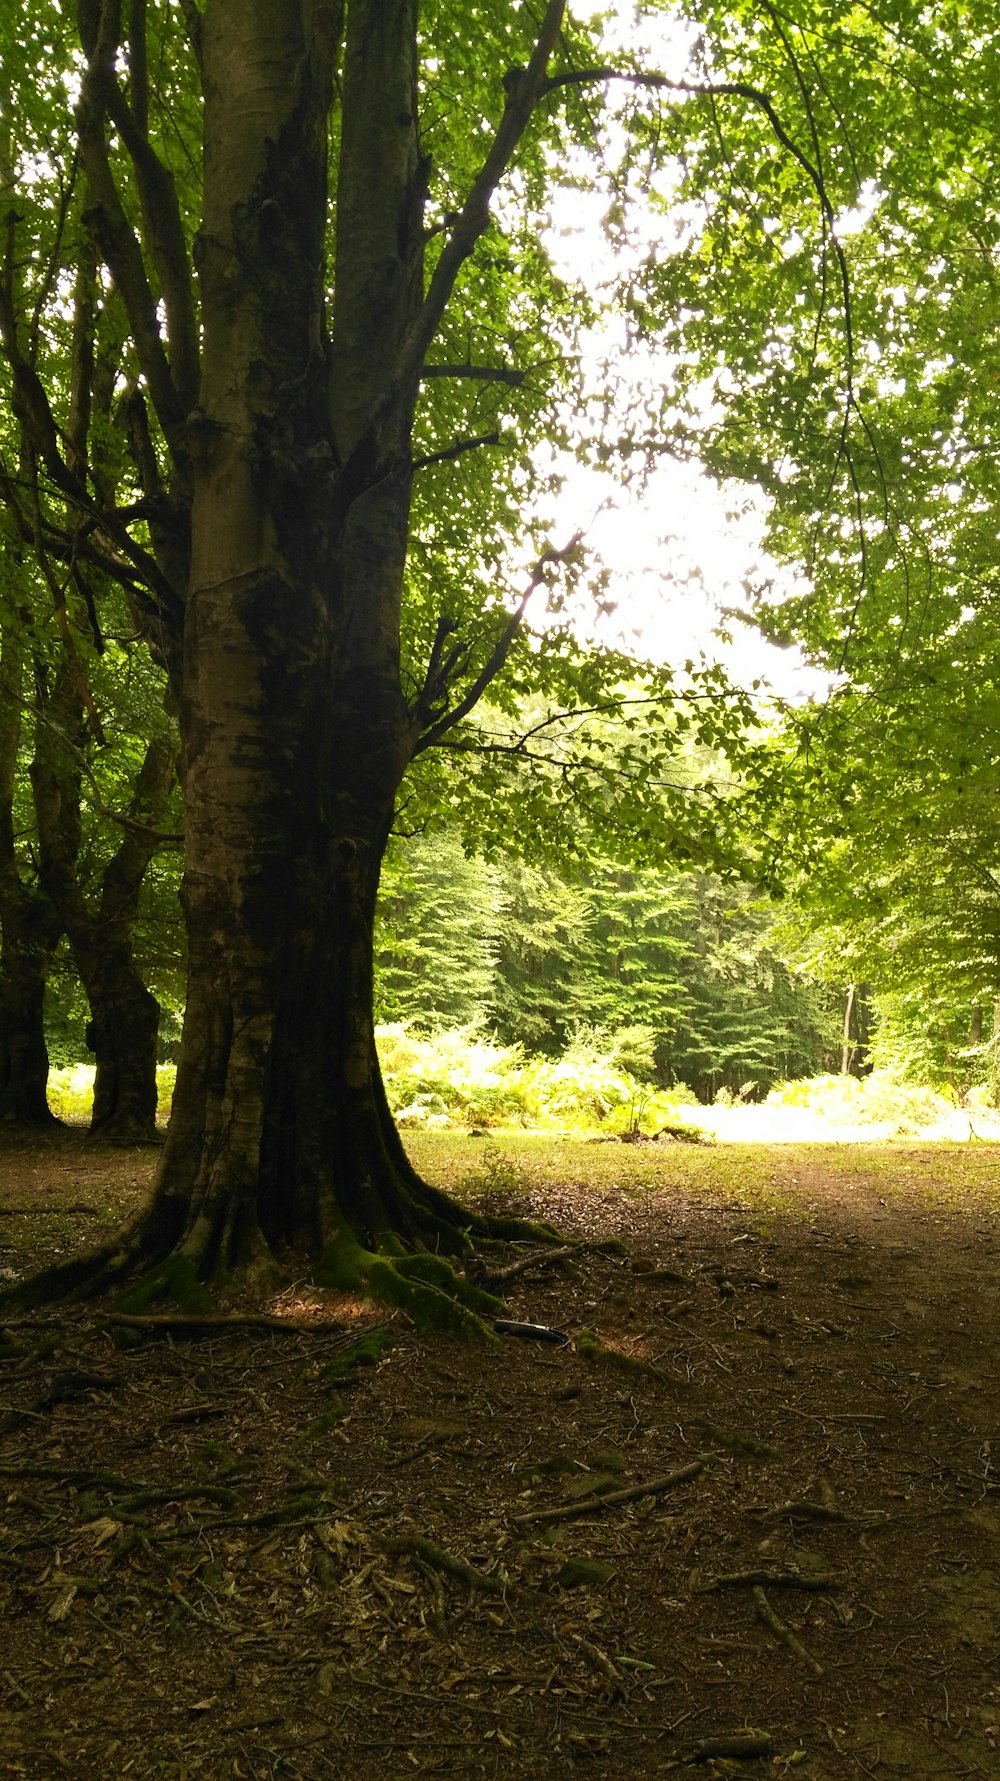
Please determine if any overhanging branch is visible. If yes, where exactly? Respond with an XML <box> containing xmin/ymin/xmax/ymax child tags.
<box><xmin>414</xmin><ymin>532</ymin><xmax>583</xmax><ymax>752</ymax></box>
<box><xmin>412</xmin><ymin>429</ymin><xmax>500</xmax><ymax>471</ymax></box>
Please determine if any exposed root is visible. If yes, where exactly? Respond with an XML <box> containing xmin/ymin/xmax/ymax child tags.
<box><xmin>0</xmin><ymin>1143</ymin><xmax>561</xmax><ymax>1334</ymax></box>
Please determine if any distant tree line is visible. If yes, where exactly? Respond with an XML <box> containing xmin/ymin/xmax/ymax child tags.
<box><xmin>376</xmin><ymin>832</ymin><xmax>841</xmax><ymax>1101</ymax></box>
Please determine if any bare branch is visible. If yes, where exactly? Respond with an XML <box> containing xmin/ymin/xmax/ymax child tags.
<box><xmin>412</xmin><ymin>429</ymin><xmax>500</xmax><ymax>472</ymax></box>
<box><xmin>414</xmin><ymin>532</ymin><xmax>583</xmax><ymax>751</ymax></box>
<box><xmin>76</xmin><ymin>4</ymin><xmax>192</xmax><ymax>463</ymax></box>
<box><xmin>390</xmin><ymin>0</ymin><xmax>567</xmax><ymax>403</ymax></box>
<box><xmin>176</xmin><ymin>0</ymin><xmax>203</xmax><ymax>70</ymax></box>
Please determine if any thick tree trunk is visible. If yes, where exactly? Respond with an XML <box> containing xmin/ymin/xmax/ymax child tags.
<box><xmin>0</xmin><ymin>891</ymin><xmax>61</xmax><ymax>1126</ymax></box>
<box><xmin>8</xmin><ymin>0</ymin><xmax>552</xmax><ymax>1308</ymax></box>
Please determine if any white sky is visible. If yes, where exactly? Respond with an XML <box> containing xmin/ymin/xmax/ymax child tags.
<box><xmin>528</xmin><ymin>5</ymin><xmax>832</xmax><ymax>705</ymax></box>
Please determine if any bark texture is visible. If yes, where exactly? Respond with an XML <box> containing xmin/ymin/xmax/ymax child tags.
<box><xmin>0</xmin><ymin>620</ymin><xmax>61</xmax><ymax>1126</ymax></box>
<box><xmin>31</xmin><ymin>668</ymin><xmax>175</xmax><ymax>1141</ymax></box>
<box><xmin>841</xmin><ymin>982</ymin><xmax>872</xmax><ymax>1078</ymax></box>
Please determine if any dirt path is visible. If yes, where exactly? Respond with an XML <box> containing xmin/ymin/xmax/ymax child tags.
<box><xmin>1</xmin><ymin>1132</ymin><xmax>999</xmax><ymax>1778</ymax></box>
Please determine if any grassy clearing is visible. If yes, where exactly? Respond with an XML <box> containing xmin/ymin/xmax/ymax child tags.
<box><xmin>406</xmin><ymin>1130</ymin><xmax>1000</xmax><ymax>1219</ymax></box>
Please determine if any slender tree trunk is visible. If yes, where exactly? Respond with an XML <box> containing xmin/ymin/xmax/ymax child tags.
<box><xmin>0</xmin><ymin>891</ymin><xmax>61</xmax><ymax>1126</ymax></box>
<box><xmin>841</xmin><ymin>982</ymin><xmax>872</xmax><ymax>1077</ymax></box>
<box><xmin>85</xmin><ymin>969</ymin><xmax>161</xmax><ymax>1139</ymax></box>
<box><xmin>0</xmin><ymin>613</ymin><xmax>62</xmax><ymax>1126</ymax></box>
<box><xmin>32</xmin><ymin>675</ymin><xmax>174</xmax><ymax>1141</ymax></box>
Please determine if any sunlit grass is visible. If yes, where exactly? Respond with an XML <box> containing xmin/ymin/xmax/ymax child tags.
<box><xmin>404</xmin><ymin>1129</ymin><xmax>1000</xmax><ymax>1216</ymax></box>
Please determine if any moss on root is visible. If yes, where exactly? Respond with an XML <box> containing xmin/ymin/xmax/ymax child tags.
<box><xmin>109</xmin><ymin>1256</ymin><xmax>216</xmax><ymax>1316</ymax></box>
<box><xmin>323</xmin><ymin>1327</ymin><xmax>396</xmax><ymax>1382</ymax></box>
<box><xmin>576</xmin><ymin>1326</ymin><xmax>669</xmax><ymax>1384</ymax></box>
<box><xmin>314</xmin><ymin>1232</ymin><xmax>504</xmax><ymax>1339</ymax></box>
<box><xmin>367</xmin><ymin>1259</ymin><xmax>499</xmax><ymax>1340</ymax></box>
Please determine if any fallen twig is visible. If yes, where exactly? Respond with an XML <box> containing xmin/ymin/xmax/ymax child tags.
<box><xmin>0</xmin><ymin>1204</ymin><xmax>99</xmax><ymax>1216</ymax></box>
<box><xmin>474</xmin><ymin>1242</ymin><xmax>587</xmax><ymax>1287</ymax></box>
<box><xmin>685</xmin><ymin>1732</ymin><xmax>773</xmax><ymax>1762</ymax></box>
<box><xmin>382</xmin><ymin>1533</ymin><xmax>506</xmax><ymax>1595</ymax></box>
<box><xmin>697</xmin><ymin>1568</ymin><xmax>837</xmax><ymax>1593</ymax></box>
<box><xmin>512</xmin><ymin>1460</ymin><xmax>703</xmax><ymax>1526</ymax></box>
<box><xmin>570</xmin><ymin>1632</ymin><xmax>622</xmax><ymax>1684</ymax></box>
<box><xmin>765</xmin><ymin>1497</ymin><xmax>848</xmax><ymax>1523</ymax></box>
<box><xmin>0</xmin><ymin>1462</ymin><xmax>140</xmax><ymax>1490</ymax></box>
<box><xmin>753</xmin><ymin>1584</ymin><xmax>824</xmax><ymax>1676</ymax></box>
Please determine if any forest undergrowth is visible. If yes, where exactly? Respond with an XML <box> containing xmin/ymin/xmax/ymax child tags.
<box><xmin>1</xmin><ymin>1130</ymin><xmax>1000</xmax><ymax>1778</ymax></box>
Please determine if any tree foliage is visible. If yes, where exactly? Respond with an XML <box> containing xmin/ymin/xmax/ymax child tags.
<box><xmin>377</xmin><ymin>831</ymin><xmax>839</xmax><ymax>1098</ymax></box>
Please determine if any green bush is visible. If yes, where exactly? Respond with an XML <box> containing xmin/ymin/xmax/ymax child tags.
<box><xmin>47</xmin><ymin>1063</ymin><xmax>177</xmax><ymax>1126</ymax></box>
<box><xmin>377</xmin><ymin>1023</ymin><xmax>698</xmax><ymax>1134</ymax></box>
<box><xmin>766</xmin><ymin>1070</ymin><xmax>955</xmax><ymax>1131</ymax></box>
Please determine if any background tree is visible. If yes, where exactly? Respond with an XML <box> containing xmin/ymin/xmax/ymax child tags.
<box><xmin>377</xmin><ymin>832</ymin><xmax>839</xmax><ymax>1098</ymax></box>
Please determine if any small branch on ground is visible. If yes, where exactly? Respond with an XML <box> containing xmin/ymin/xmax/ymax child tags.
<box><xmin>697</xmin><ymin>1568</ymin><xmax>838</xmax><ymax>1593</ymax></box>
<box><xmin>753</xmin><ymin>1584</ymin><xmax>824</xmax><ymax>1676</ymax></box>
<box><xmin>471</xmin><ymin>1241</ymin><xmax>587</xmax><ymax>1287</ymax></box>
<box><xmin>0</xmin><ymin>1204</ymin><xmax>100</xmax><ymax>1217</ymax></box>
<box><xmin>684</xmin><ymin>1733</ymin><xmax>774</xmax><ymax>1762</ymax></box>
<box><xmin>512</xmin><ymin>1460</ymin><xmax>704</xmax><ymax>1526</ymax></box>
<box><xmin>570</xmin><ymin>1632</ymin><xmax>622</xmax><ymax>1685</ymax></box>
<box><xmin>382</xmin><ymin>1533</ymin><xmax>507</xmax><ymax>1595</ymax></box>
<box><xmin>102</xmin><ymin>1313</ymin><xmax>349</xmax><ymax>1334</ymax></box>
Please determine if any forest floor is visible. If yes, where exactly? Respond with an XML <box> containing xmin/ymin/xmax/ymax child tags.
<box><xmin>1</xmin><ymin>1128</ymin><xmax>1000</xmax><ymax>1779</ymax></box>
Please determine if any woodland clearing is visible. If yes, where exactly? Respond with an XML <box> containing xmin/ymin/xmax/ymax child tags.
<box><xmin>1</xmin><ymin>1127</ymin><xmax>1000</xmax><ymax>1778</ymax></box>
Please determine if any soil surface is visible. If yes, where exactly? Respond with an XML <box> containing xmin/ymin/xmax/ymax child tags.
<box><xmin>1</xmin><ymin>1129</ymin><xmax>1000</xmax><ymax>1779</ymax></box>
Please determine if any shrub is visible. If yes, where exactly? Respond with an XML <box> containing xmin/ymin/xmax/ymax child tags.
<box><xmin>376</xmin><ymin>1023</ymin><xmax>698</xmax><ymax>1134</ymax></box>
<box><xmin>766</xmin><ymin>1070</ymin><xmax>955</xmax><ymax>1132</ymax></box>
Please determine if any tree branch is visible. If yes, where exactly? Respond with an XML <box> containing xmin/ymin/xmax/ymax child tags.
<box><xmin>101</xmin><ymin>52</ymin><xmax>200</xmax><ymax>413</ymax></box>
<box><xmin>387</xmin><ymin>0</ymin><xmax>567</xmax><ymax>410</ymax></box>
<box><xmin>76</xmin><ymin>3</ymin><xmax>192</xmax><ymax>465</ymax></box>
<box><xmin>412</xmin><ymin>429</ymin><xmax>500</xmax><ymax>471</ymax></box>
<box><xmin>414</xmin><ymin>532</ymin><xmax>582</xmax><ymax>751</ymax></box>
<box><xmin>421</xmin><ymin>362</ymin><xmax>527</xmax><ymax>387</ymax></box>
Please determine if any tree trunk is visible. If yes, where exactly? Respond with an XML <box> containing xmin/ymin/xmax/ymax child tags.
<box><xmin>9</xmin><ymin>0</ymin><xmax>556</xmax><ymax>1309</ymax></box>
<box><xmin>0</xmin><ymin>890</ymin><xmax>61</xmax><ymax>1126</ymax></box>
<box><xmin>0</xmin><ymin>611</ymin><xmax>62</xmax><ymax>1126</ymax></box>
<box><xmin>85</xmin><ymin>970</ymin><xmax>161</xmax><ymax>1140</ymax></box>
<box><xmin>31</xmin><ymin>677</ymin><xmax>174</xmax><ymax>1143</ymax></box>
<box><xmin>841</xmin><ymin>982</ymin><xmax>872</xmax><ymax>1077</ymax></box>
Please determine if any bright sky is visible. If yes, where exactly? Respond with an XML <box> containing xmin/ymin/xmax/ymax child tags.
<box><xmin>530</xmin><ymin>4</ymin><xmax>832</xmax><ymax>705</ymax></box>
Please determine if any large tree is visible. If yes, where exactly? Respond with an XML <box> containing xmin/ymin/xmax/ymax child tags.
<box><xmin>0</xmin><ymin>0</ymin><xmax>867</xmax><ymax>1304</ymax></box>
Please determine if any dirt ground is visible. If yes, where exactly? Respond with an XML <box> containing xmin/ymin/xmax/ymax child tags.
<box><xmin>2</xmin><ymin>1129</ymin><xmax>1000</xmax><ymax>1779</ymax></box>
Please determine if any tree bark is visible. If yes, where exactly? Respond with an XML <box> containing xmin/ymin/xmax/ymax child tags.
<box><xmin>31</xmin><ymin>670</ymin><xmax>175</xmax><ymax>1142</ymax></box>
<box><xmin>0</xmin><ymin>890</ymin><xmax>61</xmax><ymax>1127</ymax></box>
<box><xmin>841</xmin><ymin>982</ymin><xmax>872</xmax><ymax>1078</ymax></box>
<box><xmin>7</xmin><ymin>0</ymin><xmax>560</xmax><ymax>1304</ymax></box>
<box><xmin>118</xmin><ymin>0</ymin><xmax>463</xmax><ymax>1284</ymax></box>
<box><xmin>0</xmin><ymin>615</ymin><xmax>62</xmax><ymax>1127</ymax></box>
